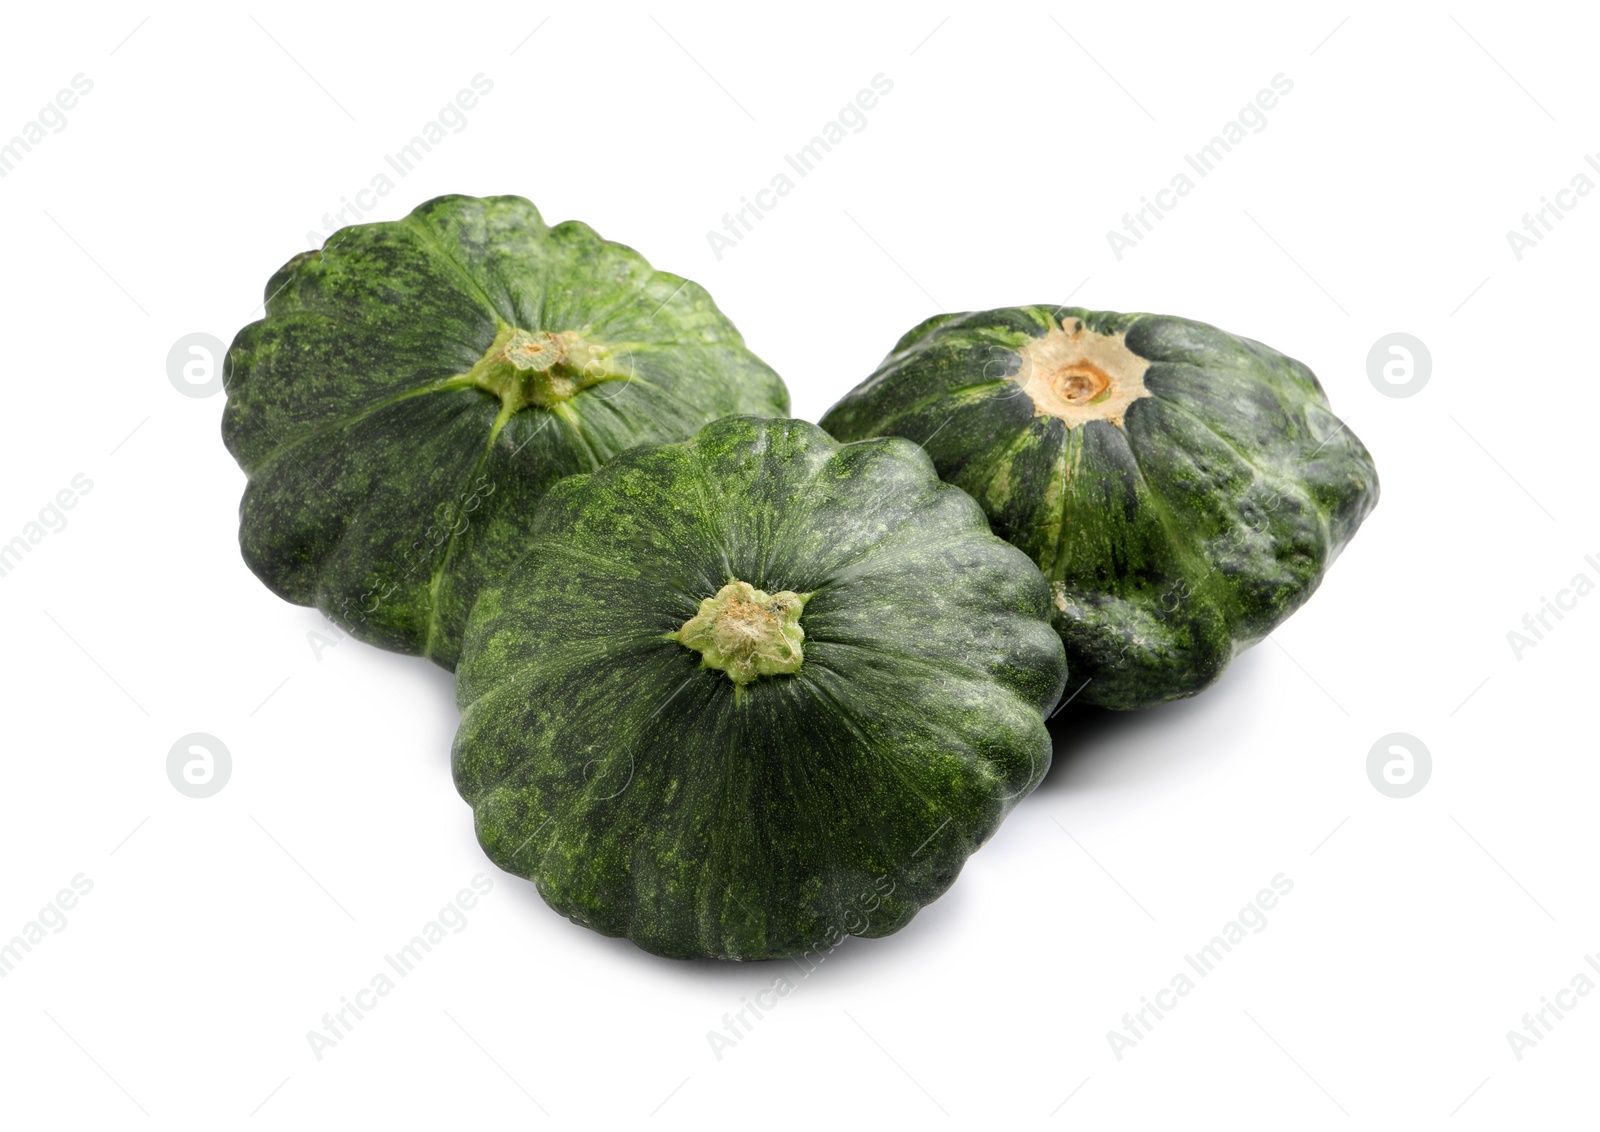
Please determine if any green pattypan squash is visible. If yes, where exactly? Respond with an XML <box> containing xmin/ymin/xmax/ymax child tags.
<box><xmin>821</xmin><ymin>307</ymin><xmax>1378</xmax><ymax>710</ymax></box>
<box><xmin>452</xmin><ymin>416</ymin><xmax>1067</xmax><ymax>960</ymax></box>
<box><xmin>222</xmin><ymin>194</ymin><xmax>788</xmax><ymax>668</ymax></box>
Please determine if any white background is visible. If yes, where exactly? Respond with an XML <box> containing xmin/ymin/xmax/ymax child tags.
<box><xmin>0</xmin><ymin>2</ymin><xmax>1594</xmax><ymax>1128</ymax></box>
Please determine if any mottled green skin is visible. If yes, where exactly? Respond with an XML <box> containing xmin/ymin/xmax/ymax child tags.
<box><xmin>222</xmin><ymin>195</ymin><xmax>788</xmax><ymax>668</ymax></box>
<box><xmin>452</xmin><ymin>417</ymin><xmax>1066</xmax><ymax>960</ymax></box>
<box><xmin>820</xmin><ymin>307</ymin><xmax>1378</xmax><ymax>711</ymax></box>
